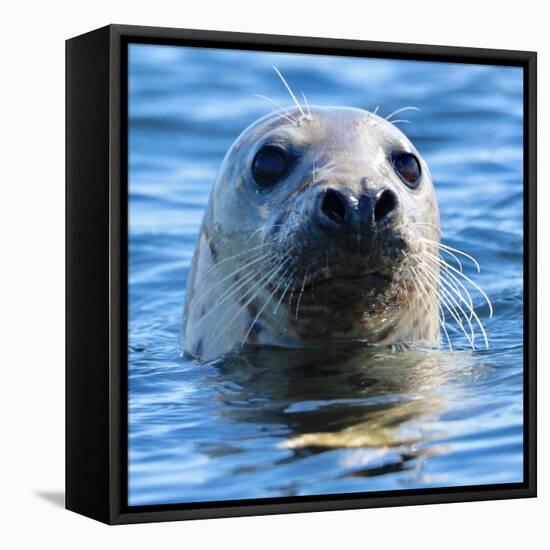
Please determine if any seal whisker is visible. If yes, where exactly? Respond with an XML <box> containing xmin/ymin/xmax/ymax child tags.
<box><xmin>389</xmin><ymin>119</ymin><xmax>411</xmax><ymax>125</ymax></box>
<box><xmin>419</xmin><ymin>259</ymin><xmax>489</xmax><ymax>350</ymax></box>
<box><xmin>287</xmin><ymin>279</ymin><xmax>297</xmax><ymax>311</ymax></box>
<box><xmin>410</xmin><ymin>266</ymin><xmax>448</xmax><ymax>324</ymax></box>
<box><xmin>409</xmin><ymin>256</ymin><xmax>453</xmax><ymax>350</ymax></box>
<box><xmin>246</xmin><ymin>227</ymin><xmax>265</xmax><ymax>242</ymax></box>
<box><xmin>417</xmin><ymin>260</ymin><xmax>469</xmax><ymax>328</ymax></box>
<box><xmin>416</xmin><ymin>261</ymin><xmax>476</xmax><ymax>348</ymax></box>
<box><xmin>439</xmin><ymin>271</ymin><xmax>477</xmax><ymax>327</ymax></box>
<box><xmin>240</xmin><ymin>263</ymin><xmax>294</xmax><ymax>347</ymax></box>
<box><xmin>408</xmin><ymin>265</ymin><xmax>432</xmax><ymax>315</ymax></box>
<box><xmin>211</xmin><ymin>257</ymin><xmax>292</xmax><ymax>344</ymax></box>
<box><xmin>202</xmin><ymin>242</ymin><xmax>272</xmax><ymax>277</ymax></box>
<box><xmin>294</xmin><ymin>265</ymin><xmax>310</xmax><ymax>320</ymax></box>
<box><xmin>271</xmin><ymin>108</ymin><xmax>300</xmax><ymax>126</ymax></box>
<box><xmin>257</xmin><ymin>224</ymin><xmax>285</xmax><ymax>240</ymax></box>
<box><xmin>272</xmin><ymin>66</ymin><xmax>307</xmax><ymax>119</ymax></box>
<box><xmin>430</xmin><ymin>282</ymin><xmax>474</xmax><ymax>349</ymax></box>
<box><xmin>441</xmin><ymin>267</ymin><xmax>474</xmax><ymax>319</ymax></box>
<box><xmin>385</xmin><ymin>106</ymin><xmax>420</xmax><ymax>121</ymax></box>
<box><xmin>423</xmin><ymin>253</ymin><xmax>474</xmax><ymax>318</ymax></box>
<box><xmin>197</xmin><ymin>262</ymin><xmax>273</xmax><ymax>325</ymax></box>
<box><xmin>412</xmin><ymin>221</ymin><xmax>442</xmax><ymax>235</ymax></box>
<box><xmin>246</xmin><ymin>227</ymin><xmax>283</xmax><ymax>243</ymax></box>
<box><xmin>429</xmin><ymin>258</ymin><xmax>490</xmax><ymax>348</ymax></box>
<box><xmin>405</xmin><ymin>267</ymin><xmax>417</xmax><ymax>314</ymax></box>
<box><xmin>437</xmin><ymin>281</ymin><xmax>476</xmax><ymax>347</ymax></box>
<box><xmin>439</xmin><ymin>272</ymin><xmax>489</xmax><ymax>349</ymax></box>
<box><xmin>192</xmin><ymin>250</ymin><xmax>272</xmax><ymax>307</ymax></box>
<box><xmin>420</xmin><ymin>237</ymin><xmax>480</xmax><ymax>272</ymax></box>
<box><xmin>437</xmin><ymin>243</ymin><xmax>481</xmax><ymax>273</ymax></box>
<box><xmin>438</xmin><ymin>248</ymin><xmax>463</xmax><ymax>272</ymax></box>
<box><xmin>420</xmin><ymin>237</ymin><xmax>464</xmax><ymax>272</ymax></box>
<box><xmin>273</xmin><ymin>268</ymin><xmax>297</xmax><ymax>315</ymax></box>
<box><xmin>424</xmin><ymin>250</ymin><xmax>492</xmax><ymax>317</ymax></box>
<box><xmin>254</xmin><ymin>94</ymin><xmax>298</xmax><ymax>125</ymax></box>
<box><xmin>301</xmin><ymin>92</ymin><xmax>312</xmax><ymax>120</ymax></box>
<box><xmin>372</xmin><ymin>105</ymin><xmax>380</xmax><ymax>116</ymax></box>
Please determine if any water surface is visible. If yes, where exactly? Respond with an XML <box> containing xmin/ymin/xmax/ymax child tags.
<box><xmin>128</xmin><ymin>44</ymin><xmax>524</xmax><ymax>506</ymax></box>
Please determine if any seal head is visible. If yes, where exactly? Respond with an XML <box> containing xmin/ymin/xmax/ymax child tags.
<box><xmin>183</xmin><ymin>106</ymin><xmax>440</xmax><ymax>361</ymax></box>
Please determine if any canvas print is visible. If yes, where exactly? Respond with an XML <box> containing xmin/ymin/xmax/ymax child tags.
<box><xmin>128</xmin><ymin>44</ymin><xmax>524</xmax><ymax>506</ymax></box>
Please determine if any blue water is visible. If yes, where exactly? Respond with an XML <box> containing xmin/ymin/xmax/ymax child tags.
<box><xmin>128</xmin><ymin>44</ymin><xmax>524</xmax><ymax>506</ymax></box>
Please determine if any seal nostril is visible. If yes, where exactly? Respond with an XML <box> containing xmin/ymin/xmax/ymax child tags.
<box><xmin>374</xmin><ymin>189</ymin><xmax>398</xmax><ymax>223</ymax></box>
<box><xmin>321</xmin><ymin>189</ymin><xmax>348</xmax><ymax>224</ymax></box>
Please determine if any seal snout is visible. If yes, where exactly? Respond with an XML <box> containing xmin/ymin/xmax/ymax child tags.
<box><xmin>317</xmin><ymin>187</ymin><xmax>399</xmax><ymax>229</ymax></box>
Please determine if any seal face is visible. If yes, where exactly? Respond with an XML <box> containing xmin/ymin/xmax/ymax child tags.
<box><xmin>182</xmin><ymin>106</ymin><xmax>441</xmax><ymax>361</ymax></box>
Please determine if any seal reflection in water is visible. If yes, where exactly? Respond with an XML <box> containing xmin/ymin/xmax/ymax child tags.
<box><xmin>204</xmin><ymin>345</ymin><xmax>462</xmax><ymax>473</ymax></box>
<box><xmin>182</xmin><ymin>73</ymin><xmax>489</xmax><ymax>362</ymax></box>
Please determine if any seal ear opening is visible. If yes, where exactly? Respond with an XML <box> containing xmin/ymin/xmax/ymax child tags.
<box><xmin>374</xmin><ymin>189</ymin><xmax>398</xmax><ymax>223</ymax></box>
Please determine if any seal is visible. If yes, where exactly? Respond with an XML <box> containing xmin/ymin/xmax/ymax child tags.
<box><xmin>181</xmin><ymin>95</ymin><xmax>445</xmax><ymax>362</ymax></box>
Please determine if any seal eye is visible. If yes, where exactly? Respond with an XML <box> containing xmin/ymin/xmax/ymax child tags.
<box><xmin>252</xmin><ymin>146</ymin><xmax>289</xmax><ymax>188</ymax></box>
<box><xmin>393</xmin><ymin>152</ymin><xmax>421</xmax><ymax>189</ymax></box>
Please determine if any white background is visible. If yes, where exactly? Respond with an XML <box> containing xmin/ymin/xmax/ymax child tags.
<box><xmin>0</xmin><ymin>0</ymin><xmax>546</xmax><ymax>547</ymax></box>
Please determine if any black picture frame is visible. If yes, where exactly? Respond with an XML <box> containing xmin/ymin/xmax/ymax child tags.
<box><xmin>66</xmin><ymin>23</ymin><xmax>537</xmax><ymax>525</ymax></box>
